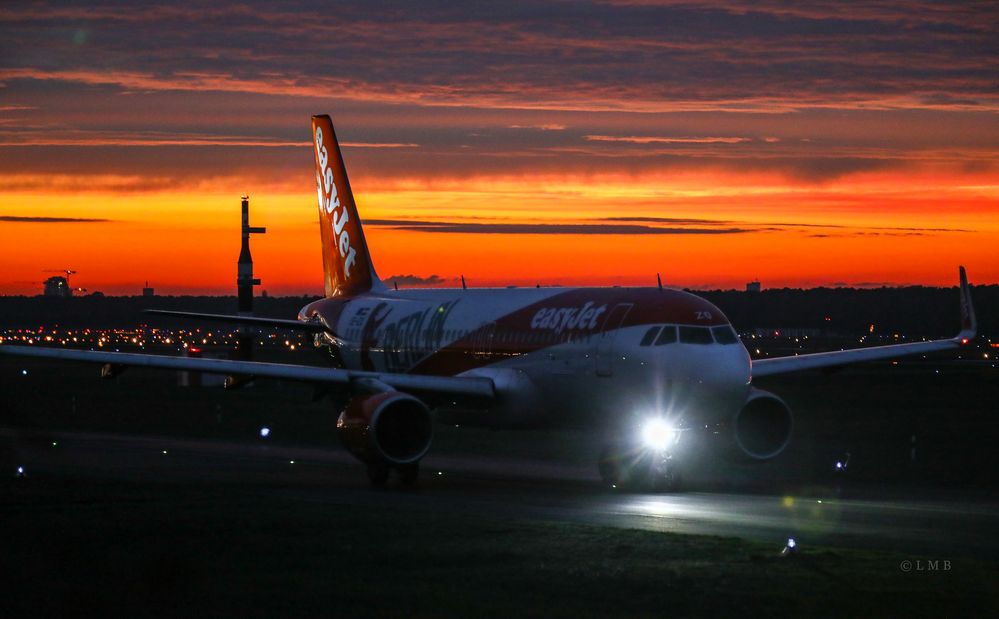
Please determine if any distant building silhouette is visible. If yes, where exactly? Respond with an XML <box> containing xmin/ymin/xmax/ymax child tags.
<box><xmin>43</xmin><ymin>276</ymin><xmax>71</xmax><ymax>298</ymax></box>
<box><xmin>142</xmin><ymin>281</ymin><xmax>154</xmax><ymax>297</ymax></box>
<box><xmin>746</xmin><ymin>281</ymin><xmax>761</xmax><ymax>293</ymax></box>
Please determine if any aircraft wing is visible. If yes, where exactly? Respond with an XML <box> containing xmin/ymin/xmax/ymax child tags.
<box><xmin>0</xmin><ymin>345</ymin><xmax>495</xmax><ymax>400</ymax></box>
<box><xmin>752</xmin><ymin>266</ymin><xmax>977</xmax><ymax>378</ymax></box>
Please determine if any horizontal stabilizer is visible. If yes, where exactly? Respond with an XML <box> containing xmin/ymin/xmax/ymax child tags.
<box><xmin>144</xmin><ymin>310</ymin><xmax>332</xmax><ymax>333</ymax></box>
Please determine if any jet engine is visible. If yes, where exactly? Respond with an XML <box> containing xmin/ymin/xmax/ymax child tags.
<box><xmin>730</xmin><ymin>388</ymin><xmax>793</xmax><ymax>461</ymax></box>
<box><xmin>337</xmin><ymin>391</ymin><xmax>433</xmax><ymax>465</ymax></box>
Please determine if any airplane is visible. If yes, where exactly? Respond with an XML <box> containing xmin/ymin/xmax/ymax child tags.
<box><xmin>0</xmin><ymin>114</ymin><xmax>978</xmax><ymax>491</ymax></box>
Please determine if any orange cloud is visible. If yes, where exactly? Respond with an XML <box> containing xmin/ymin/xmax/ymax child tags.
<box><xmin>585</xmin><ymin>135</ymin><xmax>751</xmax><ymax>144</ymax></box>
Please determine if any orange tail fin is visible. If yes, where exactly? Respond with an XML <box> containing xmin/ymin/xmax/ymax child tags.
<box><xmin>311</xmin><ymin>114</ymin><xmax>384</xmax><ymax>297</ymax></box>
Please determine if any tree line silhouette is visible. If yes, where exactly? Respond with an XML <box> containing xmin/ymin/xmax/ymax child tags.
<box><xmin>0</xmin><ymin>285</ymin><xmax>994</xmax><ymax>339</ymax></box>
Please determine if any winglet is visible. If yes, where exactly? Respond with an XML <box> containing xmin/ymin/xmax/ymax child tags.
<box><xmin>957</xmin><ymin>265</ymin><xmax>977</xmax><ymax>341</ymax></box>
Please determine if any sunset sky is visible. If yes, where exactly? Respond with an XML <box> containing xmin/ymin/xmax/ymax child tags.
<box><xmin>1</xmin><ymin>1</ymin><xmax>996</xmax><ymax>295</ymax></box>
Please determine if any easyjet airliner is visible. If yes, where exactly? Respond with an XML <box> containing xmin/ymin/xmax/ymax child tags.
<box><xmin>1</xmin><ymin>115</ymin><xmax>977</xmax><ymax>491</ymax></box>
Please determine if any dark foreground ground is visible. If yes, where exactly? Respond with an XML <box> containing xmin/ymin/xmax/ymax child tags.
<box><xmin>1</xmin><ymin>354</ymin><xmax>998</xmax><ymax>617</ymax></box>
<box><xmin>3</xmin><ymin>429</ymin><xmax>999</xmax><ymax>618</ymax></box>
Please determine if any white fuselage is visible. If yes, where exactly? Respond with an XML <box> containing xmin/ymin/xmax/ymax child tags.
<box><xmin>301</xmin><ymin>286</ymin><xmax>753</xmax><ymax>431</ymax></box>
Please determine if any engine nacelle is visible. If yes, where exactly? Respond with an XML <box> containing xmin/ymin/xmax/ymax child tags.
<box><xmin>455</xmin><ymin>367</ymin><xmax>546</xmax><ymax>428</ymax></box>
<box><xmin>337</xmin><ymin>391</ymin><xmax>433</xmax><ymax>465</ymax></box>
<box><xmin>730</xmin><ymin>388</ymin><xmax>794</xmax><ymax>461</ymax></box>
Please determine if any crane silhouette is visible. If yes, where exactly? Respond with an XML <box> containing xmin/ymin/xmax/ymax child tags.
<box><xmin>43</xmin><ymin>269</ymin><xmax>78</xmax><ymax>294</ymax></box>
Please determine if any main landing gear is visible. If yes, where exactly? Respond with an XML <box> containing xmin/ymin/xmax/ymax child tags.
<box><xmin>367</xmin><ymin>461</ymin><xmax>420</xmax><ymax>487</ymax></box>
<box><xmin>598</xmin><ymin>442</ymin><xmax>682</xmax><ymax>493</ymax></box>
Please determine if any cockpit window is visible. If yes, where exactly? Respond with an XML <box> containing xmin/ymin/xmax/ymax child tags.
<box><xmin>654</xmin><ymin>326</ymin><xmax>677</xmax><ymax>345</ymax></box>
<box><xmin>711</xmin><ymin>325</ymin><xmax>740</xmax><ymax>345</ymax></box>
<box><xmin>678</xmin><ymin>326</ymin><xmax>713</xmax><ymax>345</ymax></box>
<box><xmin>640</xmin><ymin>326</ymin><xmax>661</xmax><ymax>346</ymax></box>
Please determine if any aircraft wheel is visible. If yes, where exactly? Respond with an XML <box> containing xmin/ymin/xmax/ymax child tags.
<box><xmin>651</xmin><ymin>464</ymin><xmax>682</xmax><ymax>493</ymax></box>
<box><xmin>367</xmin><ymin>462</ymin><xmax>390</xmax><ymax>487</ymax></box>
<box><xmin>397</xmin><ymin>462</ymin><xmax>420</xmax><ymax>486</ymax></box>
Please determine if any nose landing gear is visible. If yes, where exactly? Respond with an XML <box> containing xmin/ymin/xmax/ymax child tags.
<box><xmin>649</xmin><ymin>451</ymin><xmax>681</xmax><ymax>493</ymax></box>
<box><xmin>598</xmin><ymin>442</ymin><xmax>682</xmax><ymax>492</ymax></box>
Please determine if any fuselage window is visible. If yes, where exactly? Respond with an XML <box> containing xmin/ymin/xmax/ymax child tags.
<box><xmin>640</xmin><ymin>326</ymin><xmax>661</xmax><ymax>346</ymax></box>
<box><xmin>711</xmin><ymin>325</ymin><xmax>739</xmax><ymax>345</ymax></box>
<box><xmin>678</xmin><ymin>325</ymin><xmax>713</xmax><ymax>345</ymax></box>
<box><xmin>654</xmin><ymin>326</ymin><xmax>678</xmax><ymax>345</ymax></box>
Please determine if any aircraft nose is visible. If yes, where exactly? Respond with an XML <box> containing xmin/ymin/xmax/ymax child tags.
<box><xmin>673</xmin><ymin>346</ymin><xmax>751</xmax><ymax>424</ymax></box>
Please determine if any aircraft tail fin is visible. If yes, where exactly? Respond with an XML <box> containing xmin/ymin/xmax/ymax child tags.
<box><xmin>311</xmin><ymin>114</ymin><xmax>385</xmax><ymax>297</ymax></box>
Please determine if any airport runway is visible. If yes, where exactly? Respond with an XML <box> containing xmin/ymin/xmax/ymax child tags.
<box><xmin>3</xmin><ymin>427</ymin><xmax>998</xmax><ymax>560</ymax></box>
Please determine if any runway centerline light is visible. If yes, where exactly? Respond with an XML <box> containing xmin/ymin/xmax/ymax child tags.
<box><xmin>641</xmin><ymin>418</ymin><xmax>677</xmax><ymax>450</ymax></box>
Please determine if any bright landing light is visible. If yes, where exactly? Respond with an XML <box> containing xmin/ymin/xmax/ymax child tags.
<box><xmin>641</xmin><ymin>418</ymin><xmax>677</xmax><ymax>450</ymax></box>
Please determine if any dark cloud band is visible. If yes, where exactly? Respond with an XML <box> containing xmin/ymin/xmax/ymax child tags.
<box><xmin>384</xmin><ymin>274</ymin><xmax>447</xmax><ymax>286</ymax></box>
<box><xmin>366</xmin><ymin>219</ymin><xmax>752</xmax><ymax>235</ymax></box>
<box><xmin>0</xmin><ymin>215</ymin><xmax>111</xmax><ymax>223</ymax></box>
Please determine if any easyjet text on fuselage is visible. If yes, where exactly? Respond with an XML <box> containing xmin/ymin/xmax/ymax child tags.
<box><xmin>530</xmin><ymin>302</ymin><xmax>607</xmax><ymax>334</ymax></box>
